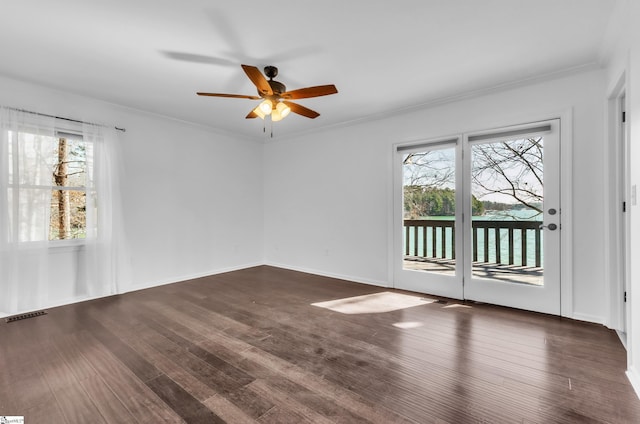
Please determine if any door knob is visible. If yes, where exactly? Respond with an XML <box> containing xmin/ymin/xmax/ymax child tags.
<box><xmin>539</xmin><ymin>223</ymin><xmax>558</xmax><ymax>231</ymax></box>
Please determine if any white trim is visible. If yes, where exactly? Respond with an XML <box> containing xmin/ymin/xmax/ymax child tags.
<box><xmin>386</xmin><ymin>140</ymin><xmax>396</xmax><ymax>288</ymax></box>
<box><xmin>627</xmin><ymin>366</ymin><xmax>640</xmax><ymax>400</ymax></box>
<box><xmin>128</xmin><ymin>261</ymin><xmax>265</xmax><ymax>292</ymax></box>
<box><xmin>571</xmin><ymin>312</ymin><xmax>606</xmax><ymax>325</ymax></box>
<box><xmin>2</xmin><ymin>72</ymin><xmax>259</xmax><ymax>144</ymax></box>
<box><xmin>265</xmin><ymin>261</ymin><xmax>390</xmax><ymax>288</ymax></box>
<box><xmin>270</xmin><ymin>64</ymin><xmax>601</xmax><ymax>143</ymax></box>
<box><xmin>617</xmin><ymin>330</ymin><xmax>628</xmax><ymax>350</ymax></box>
<box><xmin>0</xmin><ymin>293</ymin><xmax>104</xmax><ymax>319</ymax></box>
<box><xmin>0</xmin><ymin>261</ymin><xmax>266</xmax><ymax>319</ymax></box>
<box><xmin>604</xmin><ymin>71</ymin><xmax>628</xmax><ymax>330</ymax></box>
<box><xmin>559</xmin><ymin>108</ymin><xmax>574</xmax><ymax>319</ymax></box>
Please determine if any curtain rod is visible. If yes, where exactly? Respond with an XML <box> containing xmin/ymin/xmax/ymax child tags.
<box><xmin>3</xmin><ymin>106</ymin><xmax>126</xmax><ymax>132</ymax></box>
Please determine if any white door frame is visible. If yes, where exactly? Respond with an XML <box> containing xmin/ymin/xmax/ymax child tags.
<box><xmin>391</xmin><ymin>110</ymin><xmax>574</xmax><ymax>318</ymax></box>
<box><xmin>605</xmin><ymin>72</ymin><xmax>630</xmax><ymax>333</ymax></box>
<box><xmin>462</xmin><ymin>120</ymin><xmax>561</xmax><ymax>315</ymax></box>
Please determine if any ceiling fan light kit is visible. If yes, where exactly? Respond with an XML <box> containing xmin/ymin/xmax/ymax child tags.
<box><xmin>259</xmin><ymin>100</ymin><xmax>273</xmax><ymax>115</ymax></box>
<box><xmin>197</xmin><ymin>64</ymin><xmax>338</xmax><ymax>130</ymax></box>
<box><xmin>276</xmin><ymin>101</ymin><xmax>291</xmax><ymax>118</ymax></box>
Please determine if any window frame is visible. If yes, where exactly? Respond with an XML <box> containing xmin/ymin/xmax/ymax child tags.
<box><xmin>6</xmin><ymin>126</ymin><xmax>90</xmax><ymax>246</ymax></box>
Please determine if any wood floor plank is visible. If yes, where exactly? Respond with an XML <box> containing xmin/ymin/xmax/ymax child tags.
<box><xmin>54</xmin><ymin>383</ymin><xmax>107</xmax><ymax>424</ymax></box>
<box><xmin>203</xmin><ymin>393</ymin><xmax>261</xmax><ymax>424</ymax></box>
<box><xmin>257</xmin><ymin>405</ymin><xmax>313</xmax><ymax>424</ymax></box>
<box><xmin>145</xmin><ymin>374</ymin><xmax>225</xmax><ymax>424</ymax></box>
<box><xmin>247</xmin><ymin>379</ymin><xmax>338</xmax><ymax>424</ymax></box>
<box><xmin>144</xmin><ymin>284</ymin><xmax>564</xmax><ymax>416</ymax></box>
<box><xmin>169</xmin><ymin>289</ymin><xmax>538</xmax><ymax>421</ymax></box>
<box><xmin>144</xmin><ymin>298</ymin><xmax>421</xmax><ymax>423</ymax></box>
<box><xmin>82</xmin><ymin>312</ymin><xmax>163</xmax><ymax>382</ymax></box>
<box><xmin>124</xmin><ymin>332</ymin><xmax>218</xmax><ymax>402</ymax></box>
<box><xmin>1</xmin><ymin>265</ymin><xmax>639</xmax><ymax>423</ymax></box>
<box><xmin>188</xmin><ymin>272</ymin><xmax>632</xmax><ymax>420</ymax></box>
<box><xmin>63</xmin><ymin>331</ymin><xmax>184</xmax><ymax>424</ymax></box>
<box><xmin>23</xmin><ymin>396</ymin><xmax>69</xmax><ymax>424</ymax></box>
<box><xmin>143</xmin><ymin>316</ymin><xmax>255</xmax><ymax>385</ymax></box>
<box><xmin>49</xmin><ymin>331</ymin><xmax>100</xmax><ymax>382</ymax></box>
<box><xmin>10</xmin><ymin>369</ymin><xmax>55</xmax><ymax>412</ymax></box>
<box><xmin>138</xmin><ymin>325</ymin><xmax>248</xmax><ymax>395</ymax></box>
<box><xmin>36</xmin><ymin>339</ymin><xmax>82</xmax><ymax>391</ymax></box>
<box><xmin>79</xmin><ymin>374</ymin><xmax>139</xmax><ymax>424</ymax></box>
<box><xmin>85</xmin><ymin>303</ymin><xmax>219</xmax><ymax>402</ymax></box>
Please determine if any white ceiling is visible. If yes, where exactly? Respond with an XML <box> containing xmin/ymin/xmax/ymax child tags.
<box><xmin>0</xmin><ymin>0</ymin><xmax>617</xmax><ymax>139</ymax></box>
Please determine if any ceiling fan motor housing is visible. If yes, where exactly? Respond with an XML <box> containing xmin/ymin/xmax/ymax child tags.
<box><xmin>267</xmin><ymin>80</ymin><xmax>286</xmax><ymax>96</ymax></box>
<box><xmin>263</xmin><ymin>66</ymin><xmax>286</xmax><ymax>96</ymax></box>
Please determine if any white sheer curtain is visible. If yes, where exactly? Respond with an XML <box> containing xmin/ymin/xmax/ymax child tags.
<box><xmin>0</xmin><ymin>109</ymin><xmax>54</xmax><ymax>315</ymax></box>
<box><xmin>82</xmin><ymin>122</ymin><xmax>131</xmax><ymax>298</ymax></box>
<box><xmin>0</xmin><ymin>108</ymin><xmax>130</xmax><ymax>316</ymax></box>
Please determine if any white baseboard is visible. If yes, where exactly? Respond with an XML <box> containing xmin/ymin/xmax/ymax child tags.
<box><xmin>0</xmin><ymin>262</ymin><xmax>265</xmax><ymax>319</ymax></box>
<box><xmin>626</xmin><ymin>366</ymin><xmax>640</xmax><ymax>400</ymax></box>
<box><xmin>0</xmin><ymin>292</ymin><xmax>116</xmax><ymax>319</ymax></box>
<box><xmin>616</xmin><ymin>330</ymin><xmax>628</xmax><ymax>350</ymax></box>
<box><xmin>570</xmin><ymin>312</ymin><xmax>606</xmax><ymax>325</ymax></box>
<box><xmin>264</xmin><ymin>261</ymin><xmax>390</xmax><ymax>289</ymax></box>
<box><xmin>128</xmin><ymin>261</ymin><xmax>265</xmax><ymax>292</ymax></box>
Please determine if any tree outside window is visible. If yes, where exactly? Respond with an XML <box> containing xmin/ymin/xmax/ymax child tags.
<box><xmin>8</xmin><ymin>131</ymin><xmax>88</xmax><ymax>241</ymax></box>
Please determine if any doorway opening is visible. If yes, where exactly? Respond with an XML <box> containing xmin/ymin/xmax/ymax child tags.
<box><xmin>394</xmin><ymin>120</ymin><xmax>561</xmax><ymax>315</ymax></box>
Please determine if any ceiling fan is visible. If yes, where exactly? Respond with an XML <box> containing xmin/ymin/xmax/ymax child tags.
<box><xmin>197</xmin><ymin>64</ymin><xmax>338</xmax><ymax>122</ymax></box>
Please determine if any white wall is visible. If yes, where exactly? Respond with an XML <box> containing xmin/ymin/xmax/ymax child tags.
<box><xmin>1</xmin><ymin>66</ymin><xmax>613</xmax><ymax>327</ymax></box>
<box><xmin>264</xmin><ymin>69</ymin><xmax>607</xmax><ymax>322</ymax></box>
<box><xmin>120</xmin><ymin>112</ymin><xmax>264</xmax><ymax>290</ymax></box>
<box><xmin>0</xmin><ymin>75</ymin><xmax>264</xmax><ymax>314</ymax></box>
<box><xmin>603</xmin><ymin>0</ymin><xmax>640</xmax><ymax>398</ymax></box>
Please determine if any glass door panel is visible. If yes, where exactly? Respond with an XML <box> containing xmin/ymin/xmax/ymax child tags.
<box><xmin>394</xmin><ymin>139</ymin><xmax>463</xmax><ymax>300</ymax></box>
<box><xmin>402</xmin><ymin>147</ymin><xmax>457</xmax><ymax>275</ymax></box>
<box><xmin>464</xmin><ymin>120</ymin><xmax>560</xmax><ymax>315</ymax></box>
<box><xmin>470</xmin><ymin>136</ymin><xmax>544</xmax><ymax>286</ymax></box>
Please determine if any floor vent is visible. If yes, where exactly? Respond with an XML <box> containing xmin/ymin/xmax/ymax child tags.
<box><xmin>5</xmin><ymin>310</ymin><xmax>48</xmax><ymax>323</ymax></box>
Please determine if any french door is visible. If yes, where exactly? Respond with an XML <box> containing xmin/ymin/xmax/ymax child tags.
<box><xmin>393</xmin><ymin>120</ymin><xmax>561</xmax><ymax>315</ymax></box>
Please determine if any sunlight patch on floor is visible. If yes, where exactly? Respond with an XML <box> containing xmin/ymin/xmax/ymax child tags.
<box><xmin>312</xmin><ymin>291</ymin><xmax>434</xmax><ymax>314</ymax></box>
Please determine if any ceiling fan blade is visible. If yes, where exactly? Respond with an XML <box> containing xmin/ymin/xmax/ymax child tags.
<box><xmin>162</xmin><ymin>51</ymin><xmax>236</xmax><ymax>67</ymax></box>
<box><xmin>241</xmin><ymin>64</ymin><xmax>273</xmax><ymax>96</ymax></box>
<box><xmin>283</xmin><ymin>101</ymin><xmax>320</xmax><ymax>119</ymax></box>
<box><xmin>197</xmin><ymin>92</ymin><xmax>261</xmax><ymax>100</ymax></box>
<box><xmin>246</xmin><ymin>109</ymin><xmax>258</xmax><ymax>119</ymax></box>
<box><xmin>281</xmin><ymin>84</ymin><xmax>338</xmax><ymax>100</ymax></box>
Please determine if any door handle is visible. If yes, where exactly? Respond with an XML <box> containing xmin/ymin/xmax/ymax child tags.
<box><xmin>539</xmin><ymin>223</ymin><xmax>558</xmax><ymax>231</ymax></box>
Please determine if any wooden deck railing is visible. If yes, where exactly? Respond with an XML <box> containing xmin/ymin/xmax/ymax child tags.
<box><xmin>404</xmin><ymin>219</ymin><xmax>543</xmax><ymax>267</ymax></box>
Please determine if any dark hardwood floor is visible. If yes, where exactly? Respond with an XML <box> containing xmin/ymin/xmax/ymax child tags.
<box><xmin>1</xmin><ymin>265</ymin><xmax>639</xmax><ymax>423</ymax></box>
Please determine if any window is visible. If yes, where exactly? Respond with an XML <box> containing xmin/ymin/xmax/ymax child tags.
<box><xmin>2</xmin><ymin>107</ymin><xmax>131</xmax><ymax>316</ymax></box>
<box><xmin>7</xmin><ymin>128</ymin><xmax>89</xmax><ymax>242</ymax></box>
